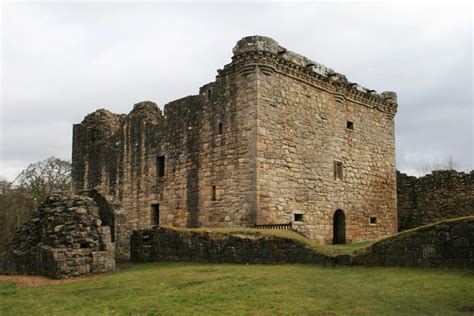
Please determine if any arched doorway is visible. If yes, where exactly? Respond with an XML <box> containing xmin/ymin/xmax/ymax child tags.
<box><xmin>333</xmin><ymin>209</ymin><xmax>346</xmax><ymax>244</ymax></box>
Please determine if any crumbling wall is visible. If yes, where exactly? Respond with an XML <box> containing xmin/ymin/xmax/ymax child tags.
<box><xmin>397</xmin><ymin>170</ymin><xmax>474</xmax><ymax>231</ymax></box>
<box><xmin>131</xmin><ymin>217</ymin><xmax>474</xmax><ymax>269</ymax></box>
<box><xmin>72</xmin><ymin>57</ymin><xmax>259</xmax><ymax>257</ymax></box>
<box><xmin>0</xmin><ymin>193</ymin><xmax>115</xmax><ymax>279</ymax></box>
<box><xmin>82</xmin><ymin>189</ymin><xmax>129</xmax><ymax>260</ymax></box>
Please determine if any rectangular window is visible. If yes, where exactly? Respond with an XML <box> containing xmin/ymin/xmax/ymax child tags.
<box><xmin>334</xmin><ymin>161</ymin><xmax>343</xmax><ymax>180</ymax></box>
<box><xmin>347</xmin><ymin>121</ymin><xmax>354</xmax><ymax>130</ymax></box>
<box><xmin>211</xmin><ymin>186</ymin><xmax>217</xmax><ymax>201</ymax></box>
<box><xmin>158</xmin><ymin>156</ymin><xmax>165</xmax><ymax>177</ymax></box>
<box><xmin>151</xmin><ymin>204</ymin><xmax>160</xmax><ymax>225</ymax></box>
<box><xmin>370</xmin><ymin>217</ymin><xmax>377</xmax><ymax>225</ymax></box>
<box><xmin>294</xmin><ymin>214</ymin><xmax>304</xmax><ymax>222</ymax></box>
<box><xmin>218</xmin><ymin>122</ymin><xmax>223</xmax><ymax>135</ymax></box>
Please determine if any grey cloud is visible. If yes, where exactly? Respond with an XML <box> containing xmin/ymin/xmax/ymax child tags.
<box><xmin>1</xmin><ymin>2</ymin><xmax>472</xmax><ymax>180</ymax></box>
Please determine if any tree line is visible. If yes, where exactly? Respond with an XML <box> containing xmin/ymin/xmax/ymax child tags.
<box><xmin>0</xmin><ymin>157</ymin><xmax>71</xmax><ymax>252</ymax></box>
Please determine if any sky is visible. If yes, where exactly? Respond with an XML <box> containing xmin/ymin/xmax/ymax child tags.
<box><xmin>0</xmin><ymin>1</ymin><xmax>472</xmax><ymax>181</ymax></box>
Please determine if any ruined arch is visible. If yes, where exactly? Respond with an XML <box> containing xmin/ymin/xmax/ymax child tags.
<box><xmin>333</xmin><ymin>209</ymin><xmax>346</xmax><ymax>244</ymax></box>
<box><xmin>86</xmin><ymin>189</ymin><xmax>116</xmax><ymax>242</ymax></box>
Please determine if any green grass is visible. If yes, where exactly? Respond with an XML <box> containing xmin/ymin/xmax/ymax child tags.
<box><xmin>1</xmin><ymin>263</ymin><xmax>473</xmax><ymax>315</ymax></box>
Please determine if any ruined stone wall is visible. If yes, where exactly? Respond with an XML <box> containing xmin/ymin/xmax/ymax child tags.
<box><xmin>0</xmin><ymin>194</ymin><xmax>115</xmax><ymax>279</ymax></box>
<box><xmin>130</xmin><ymin>227</ymin><xmax>334</xmax><ymax>265</ymax></box>
<box><xmin>229</xmin><ymin>36</ymin><xmax>398</xmax><ymax>243</ymax></box>
<box><xmin>130</xmin><ymin>217</ymin><xmax>474</xmax><ymax>269</ymax></box>
<box><xmin>72</xmin><ymin>53</ymin><xmax>259</xmax><ymax>257</ymax></box>
<box><xmin>397</xmin><ymin>170</ymin><xmax>474</xmax><ymax>231</ymax></box>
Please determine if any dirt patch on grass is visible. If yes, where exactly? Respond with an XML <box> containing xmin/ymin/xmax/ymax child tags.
<box><xmin>0</xmin><ymin>275</ymin><xmax>98</xmax><ymax>288</ymax></box>
<box><xmin>0</xmin><ymin>262</ymin><xmax>137</xmax><ymax>288</ymax></box>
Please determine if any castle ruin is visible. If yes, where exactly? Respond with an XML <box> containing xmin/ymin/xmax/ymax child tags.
<box><xmin>72</xmin><ymin>36</ymin><xmax>399</xmax><ymax>259</ymax></box>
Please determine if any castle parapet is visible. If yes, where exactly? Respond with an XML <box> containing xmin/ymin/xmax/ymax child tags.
<box><xmin>228</xmin><ymin>35</ymin><xmax>398</xmax><ymax>115</ymax></box>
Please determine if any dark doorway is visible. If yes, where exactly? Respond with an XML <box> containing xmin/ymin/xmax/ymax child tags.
<box><xmin>333</xmin><ymin>209</ymin><xmax>346</xmax><ymax>244</ymax></box>
<box><xmin>151</xmin><ymin>204</ymin><xmax>160</xmax><ymax>226</ymax></box>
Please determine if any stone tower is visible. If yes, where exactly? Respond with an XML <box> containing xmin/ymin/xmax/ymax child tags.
<box><xmin>72</xmin><ymin>36</ymin><xmax>398</xmax><ymax>258</ymax></box>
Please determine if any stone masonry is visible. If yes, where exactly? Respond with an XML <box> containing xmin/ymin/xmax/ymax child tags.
<box><xmin>0</xmin><ymin>193</ymin><xmax>115</xmax><ymax>279</ymax></box>
<box><xmin>131</xmin><ymin>227</ymin><xmax>335</xmax><ymax>265</ymax></box>
<box><xmin>72</xmin><ymin>35</ymin><xmax>398</xmax><ymax>257</ymax></box>
<box><xmin>353</xmin><ymin>216</ymin><xmax>474</xmax><ymax>269</ymax></box>
<box><xmin>397</xmin><ymin>170</ymin><xmax>474</xmax><ymax>231</ymax></box>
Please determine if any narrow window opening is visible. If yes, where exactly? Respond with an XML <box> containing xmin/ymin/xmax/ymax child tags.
<box><xmin>158</xmin><ymin>156</ymin><xmax>165</xmax><ymax>177</ymax></box>
<box><xmin>211</xmin><ymin>186</ymin><xmax>217</xmax><ymax>201</ymax></box>
<box><xmin>334</xmin><ymin>161</ymin><xmax>343</xmax><ymax>180</ymax></box>
<box><xmin>294</xmin><ymin>214</ymin><xmax>304</xmax><ymax>222</ymax></box>
<box><xmin>207</xmin><ymin>89</ymin><xmax>212</xmax><ymax>100</ymax></box>
<box><xmin>370</xmin><ymin>217</ymin><xmax>377</xmax><ymax>225</ymax></box>
<box><xmin>218</xmin><ymin>122</ymin><xmax>223</xmax><ymax>135</ymax></box>
<box><xmin>151</xmin><ymin>204</ymin><xmax>160</xmax><ymax>225</ymax></box>
<box><xmin>347</xmin><ymin>121</ymin><xmax>354</xmax><ymax>130</ymax></box>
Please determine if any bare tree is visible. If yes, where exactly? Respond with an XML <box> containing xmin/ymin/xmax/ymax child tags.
<box><xmin>15</xmin><ymin>157</ymin><xmax>72</xmax><ymax>203</ymax></box>
<box><xmin>418</xmin><ymin>155</ymin><xmax>460</xmax><ymax>175</ymax></box>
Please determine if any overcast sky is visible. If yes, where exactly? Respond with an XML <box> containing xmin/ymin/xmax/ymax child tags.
<box><xmin>1</xmin><ymin>1</ymin><xmax>472</xmax><ymax>181</ymax></box>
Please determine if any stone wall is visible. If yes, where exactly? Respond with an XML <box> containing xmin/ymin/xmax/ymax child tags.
<box><xmin>131</xmin><ymin>218</ymin><xmax>474</xmax><ymax>269</ymax></box>
<box><xmin>131</xmin><ymin>227</ymin><xmax>335</xmax><ymax>265</ymax></box>
<box><xmin>0</xmin><ymin>193</ymin><xmax>115</xmax><ymax>279</ymax></box>
<box><xmin>353</xmin><ymin>217</ymin><xmax>474</xmax><ymax>269</ymax></box>
<box><xmin>397</xmin><ymin>170</ymin><xmax>474</xmax><ymax>231</ymax></box>
<box><xmin>72</xmin><ymin>35</ymin><xmax>398</xmax><ymax>254</ymax></box>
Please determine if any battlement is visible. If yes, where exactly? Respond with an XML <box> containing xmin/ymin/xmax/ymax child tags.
<box><xmin>224</xmin><ymin>35</ymin><xmax>398</xmax><ymax>114</ymax></box>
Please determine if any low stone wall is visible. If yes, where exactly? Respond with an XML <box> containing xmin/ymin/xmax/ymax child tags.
<box><xmin>131</xmin><ymin>218</ymin><xmax>474</xmax><ymax>269</ymax></box>
<box><xmin>353</xmin><ymin>217</ymin><xmax>474</xmax><ymax>269</ymax></box>
<box><xmin>0</xmin><ymin>193</ymin><xmax>115</xmax><ymax>279</ymax></box>
<box><xmin>131</xmin><ymin>228</ymin><xmax>336</xmax><ymax>265</ymax></box>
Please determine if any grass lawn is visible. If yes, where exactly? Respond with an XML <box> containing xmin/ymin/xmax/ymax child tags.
<box><xmin>0</xmin><ymin>263</ymin><xmax>473</xmax><ymax>315</ymax></box>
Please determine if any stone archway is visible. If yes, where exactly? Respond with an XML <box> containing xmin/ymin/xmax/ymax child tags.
<box><xmin>333</xmin><ymin>209</ymin><xmax>346</xmax><ymax>244</ymax></box>
<box><xmin>86</xmin><ymin>189</ymin><xmax>116</xmax><ymax>242</ymax></box>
